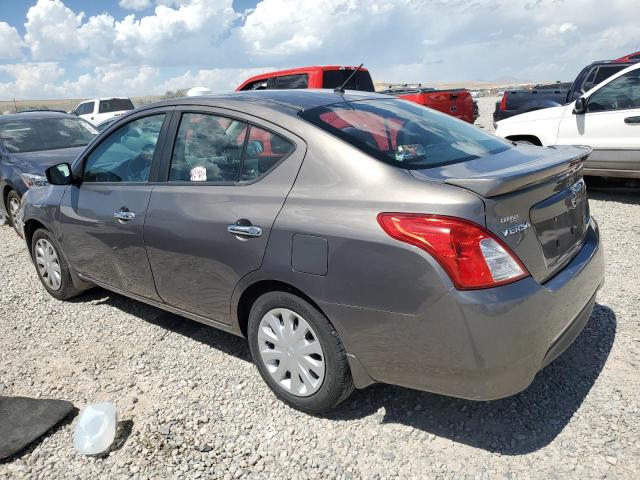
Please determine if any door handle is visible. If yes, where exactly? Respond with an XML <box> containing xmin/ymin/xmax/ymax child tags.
<box><xmin>227</xmin><ymin>223</ymin><xmax>262</xmax><ymax>238</ymax></box>
<box><xmin>114</xmin><ymin>209</ymin><xmax>135</xmax><ymax>222</ymax></box>
<box><xmin>624</xmin><ymin>116</ymin><xmax>640</xmax><ymax>124</ymax></box>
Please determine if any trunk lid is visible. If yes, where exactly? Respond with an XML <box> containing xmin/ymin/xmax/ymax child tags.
<box><xmin>411</xmin><ymin>144</ymin><xmax>592</xmax><ymax>282</ymax></box>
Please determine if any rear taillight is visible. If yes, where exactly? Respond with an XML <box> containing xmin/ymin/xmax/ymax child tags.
<box><xmin>377</xmin><ymin>213</ymin><xmax>529</xmax><ymax>290</ymax></box>
<box><xmin>499</xmin><ymin>92</ymin><xmax>508</xmax><ymax>110</ymax></box>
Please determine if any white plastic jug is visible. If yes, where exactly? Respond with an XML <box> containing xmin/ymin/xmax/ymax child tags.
<box><xmin>73</xmin><ymin>402</ymin><xmax>118</xmax><ymax>455</ymax></box>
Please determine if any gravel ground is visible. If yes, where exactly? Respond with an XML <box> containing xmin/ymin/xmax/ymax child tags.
<box><xmin>1</xmin><ymin>104</ymin><xmax>639</xmax><ymax>479</ymax></box>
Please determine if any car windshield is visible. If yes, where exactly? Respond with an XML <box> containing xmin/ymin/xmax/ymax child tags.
<box><xmin>0</xmin><ymin>117</ymin><xmax>99</xmax><ymax>153</ymax></box>
<box><xmin>300</xmin><ymin>98</ymin><xmax>511</xmax><ymax>169</ymax></box>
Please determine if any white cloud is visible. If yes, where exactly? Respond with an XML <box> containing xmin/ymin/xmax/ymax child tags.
<box><xmin>0</xmin><ymin>62</ymin><xmax>65</xmax><ymax>99</ymax></box>
<box><xmin>539</xmin><ymin>22</ymin><xmax>578</xmax><ymax>37</ymax></box>
<box><xmin>24</xmin><ymin>0</ymin><xmax>85</xmax><ymax>60</ymax></box>
<box><xmin>0</xmin><ymin>22</ymin><xmax>23</xmax><ymax>60</ymax></box>
<box><xmin>159</xmin><ymin>66</ymin><xmax>277</xmax><ymax>93</ymax></box>
<box><xmin>22</xmin><ymin>0</ymin><xmax>240</xmax><ymax>67</ymax></box>
<box><xmin>2</xmin><ymin>0</ymin><xmax>640</xmax><ymax>99</ymax></box>
<box><xmin>119</xmin><ymin>0</ymin><xmax>152</xmax><ymax>10</ymax></box>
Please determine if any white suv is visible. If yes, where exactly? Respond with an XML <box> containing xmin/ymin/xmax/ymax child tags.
<box><xmin>496</xmin><ymin>63</ymin><xmax>640</xmax><ymax>178</ymax></box>
<box><xmin>73</xmin><ymin>98</ymin><xmax>134</xmax><ymax>126</ymax></box>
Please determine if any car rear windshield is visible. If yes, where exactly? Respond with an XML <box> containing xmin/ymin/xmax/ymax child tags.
<box><xmin>300</xmin><ymin>98</ymin><xmax>511</xmax><ymax>169</ymax></box>
<box><xmin>322</xmin><ymin>70</ymin><xmax>375</xmax><ymax>92</ymax></box>
<box><xmin>0</xmin><ymin>117</ymin><xmax>98</xmax><ymax>153</ymax></box>
<box><xmin>98</xmin><ymin>98</ymin><xmax>134</xmax><ymax>113</ymax></box>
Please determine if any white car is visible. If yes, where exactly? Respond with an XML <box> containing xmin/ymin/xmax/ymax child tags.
<box><xmin>72</xmin><ymin>97</ymin><xmax>134</xmax><ymax>126</ymax></box>
<box><xmin>495</xmin><ymin>63</ymin><xmax>640</xmax><ymax>178</ymax></box>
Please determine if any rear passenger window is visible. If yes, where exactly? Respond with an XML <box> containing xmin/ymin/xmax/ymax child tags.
<box><xmin>169</xmin><ymin>113</ymin><xmax>294</xmax><ymax>184</ymax></box>
<box><xmin>170</xmin><ymin>113</ymin><xmax>247</xmax><ymax>183</ymax></box>
<box><xmin>240</xmin><ymin>126</ymin><xmax>295</xmax><ymax>182</ymax></box>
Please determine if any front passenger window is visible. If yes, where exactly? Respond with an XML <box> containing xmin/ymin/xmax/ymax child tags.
<box><xmin>587</xmin><ymin>69</ymin><xmax>640</xmax><ymax>112</ymax></box>
<box><xmin>83</xmin><ymin>114</ymin><xmax>165</xmax><ymax>183</ymax></box>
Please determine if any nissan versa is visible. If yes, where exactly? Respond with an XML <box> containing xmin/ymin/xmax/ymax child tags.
<box><xmin>20</xmin><ymin>90</ymin><xmax>604</xmax><ymax>413</ymax></box>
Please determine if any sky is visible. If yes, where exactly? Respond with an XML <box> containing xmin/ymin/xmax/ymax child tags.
<box><xmin>0</xmin><ymin>0</ymin><xmax>638</xmax><ymax>100</ymax></box>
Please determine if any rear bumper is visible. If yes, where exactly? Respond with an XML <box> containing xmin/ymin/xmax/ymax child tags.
<box><xmin>324</xmin><ymin>218</ymin><xmax>604</xmax><ymax>400</ymax></box>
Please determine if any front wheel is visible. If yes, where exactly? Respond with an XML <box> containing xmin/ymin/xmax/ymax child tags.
<box><xmin>248</xmin><ymin>291</ymin><xmax>354</xmax><ymax>414</ymax></box>
<box><xmin>6</xmin><ymin>190</ymin><xmax>22</xmax><ymax>237</ymax></box>
<box><xmin>31</xmin><ymin>229</ymin><xmax>82</xmax><ymax>300</ymax></box>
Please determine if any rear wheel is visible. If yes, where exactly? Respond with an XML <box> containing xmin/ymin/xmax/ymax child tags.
<box><xmin>6</xmin><ymin>190</ymin><xmax>22</xmax><ymax>236</ymax></box>
<box><xmin>31</xmin><ymin>228</ymin><xmax>82</xmax><ymax>300</ymax></box>
<box><xmin>248</xmin><ymin>291</ymin><xmax>354</xmax><ymax>413</ymax></box>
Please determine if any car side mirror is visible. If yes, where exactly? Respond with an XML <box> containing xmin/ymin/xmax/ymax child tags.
<box><xmin>46</xmin><ymin>163</ymin><xmax>73</xmax><ymax>185</ymax></box>
<box><xmin>574</xmin><ymin>97</ymin><xmax>587</xmax><ymax>115</ymax></box>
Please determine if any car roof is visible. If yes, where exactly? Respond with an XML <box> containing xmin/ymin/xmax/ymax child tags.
<box><xmin>138</xmin><ymin>89</ymin><xmax>387</xmax><ymax>116</ymax></box>
<box><xmin>78</xmin><ymin>97</ymin><xmax>131</xmax><ymax>102</ymax></box>
<box><xmin>0</xmin><ymin>110</ymin><xmax>75</xmax><ymax>122</ymax></box>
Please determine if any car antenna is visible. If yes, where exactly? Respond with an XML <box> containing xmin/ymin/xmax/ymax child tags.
<box><xmin>334</xmin><ymin>64</ymin><xmax>364</xmax><ymax>94</ymax></box>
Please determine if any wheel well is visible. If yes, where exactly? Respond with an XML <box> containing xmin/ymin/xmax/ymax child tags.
<box><xmin>236</xmin><ymin>280</ymin><xmax>326</xmax><ymax>338</ymax></box>
<box><xmin>23</xmin><ymin>219</ymin><xmax>46</xmax><ymax>253</ymax></box>
<box><xmin>505</xmin><ymin>135</ymin><xmax>542</xmax><ymax>146</ymax></box>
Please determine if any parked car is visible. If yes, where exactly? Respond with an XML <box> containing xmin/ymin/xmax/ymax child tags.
<box><xmin>494</xmin><ymin>52</ymin><xmax>640</xmax><ymax>124</ymax></box>
<box><xmin>21</xmin><ymin>90</ymin><xmax>603</xmax><ymax>413</ymax></box>
<box><xmin>72</xmin><ymin>97</ymin><xmax>134</xmax><ymax>126</ymax></box>
<box><xmin>496</xmin><ymin>63</ymin><xmax>640</xmax><ymax>178</ymax></box>
<box><xmin>236</xmin><ymin>66</ymin><xmax>476</xmax><ymax>123</ymax></box>
<box><xmin>378</xmin><ymin>86</ymin><xmax>476</xmax><ymax>124</ymax></box>
<box><xmin>0</xmin><ymin>111</ymin><xmax>98</xmax><ymax>234</ymax></box>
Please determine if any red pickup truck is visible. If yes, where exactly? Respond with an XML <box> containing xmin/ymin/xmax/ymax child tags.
<box><xmin>236</xmin><ymin>66</ymin><xmax>476</xmax><ymax>124</ymax></box>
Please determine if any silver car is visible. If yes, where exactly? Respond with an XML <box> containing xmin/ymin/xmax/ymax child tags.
<box><xmin>21</xmin><ymin>90</ymin><xmax>604</xmax><ymax>413</ymax></box>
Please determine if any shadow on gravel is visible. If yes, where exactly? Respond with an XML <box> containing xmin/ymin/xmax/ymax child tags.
<box><xmin>327</xmin><ymin>303</ymin><xmax>617</xmax><ymax>455</ymax></box>
<box><xmin>74</xmin><ymin>288</ymin><xmax>252</xmax><ymax>362</ymax></box>
<box><xmin>110</xmin><ymin>419</ymin><xmax>134</xmax><ymax>453</ymax></box>
<box><xmin>75</xmin><ymin>289</ymin><xmax>615</xmax><ymax>456</ymax></box>
<box><xmin>585</xmin><ymin>176</ymin><xmax>640</xmax><ymax>205</ymax></box>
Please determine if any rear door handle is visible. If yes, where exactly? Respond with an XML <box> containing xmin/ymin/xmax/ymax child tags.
<box><xmin>114</xmin><ymin>209</ymin><xmax>135</xmax><ymax>222</ymax></box>
<box><xmin>624</xmin><ymin>116</ymin><xmax>640</xmax><ymax>124</ymax></box>
<box><xmin>227</xmin><ymin>223</ymin><xmax>262</xmax><ymax>238</ymax></box>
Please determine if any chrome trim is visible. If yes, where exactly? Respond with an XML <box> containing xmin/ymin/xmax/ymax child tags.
<box><xmin>113</xmin><ymin>211</ymin><xmax>135</xmax><ymax>221</ymax></box>
<box><xmin>227</xmin><ymin>224</ymin><xmax>262</xmax><ymax>238</ymax></box>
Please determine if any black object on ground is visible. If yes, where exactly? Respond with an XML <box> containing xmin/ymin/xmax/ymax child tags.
<box><xmin>0</xmin><ymin>396</ymin><xmax>75</xmax><ymax>460</ymax></box>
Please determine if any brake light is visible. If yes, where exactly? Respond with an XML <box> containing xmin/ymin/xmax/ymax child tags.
<box><xmin>499</xmin><ymin>92</ymin><xmax>508</xmax><ymax>111</ymax></box>
<box><xmin>377</xmin><ymin>213</ymin><xmax>529</xmax><ymax>290</ymax></box>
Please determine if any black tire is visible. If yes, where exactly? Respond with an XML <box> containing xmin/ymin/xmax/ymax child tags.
<box><xmin>31</xmin><ymin>228</ymin><xmax>82</xmax><ymax>301</ymax></box>
<box><xmin>248</xmin><ymin>291</ymin><xmax>354</xmax><ymax>414</ymax></box>
<box><xmin>6</xmin><ymin>190</ymin><xmax>22</xmax><ymax>237</ymax></box>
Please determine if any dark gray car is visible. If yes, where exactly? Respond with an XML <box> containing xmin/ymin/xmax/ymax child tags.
<box><xmin>20</xmin><ymin>90</ymin><xmax>604</xmax><ymax>413</ymax></box>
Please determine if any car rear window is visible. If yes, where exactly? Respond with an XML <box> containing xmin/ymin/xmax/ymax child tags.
<box><xmin>300</xmin><ymin>99</ymin><xmax>511</xmax><ymax>169</ymax></box>
<box><xmin>267</xmin><ymin>74</ymin><xmax>309</xmax><ymax>89</ymax></box>
<box><xmin>0</xmin><ymin>117</ymin><xmax>98</xmax><ymax>153</ymax></box>
<box><xmin>99</xmin><ymin>99</ymin><xmax>134</xmax><ymax>113</ymax></box>
<box><xmin>322</xmin><ymin>70</ymin><xmax>375</xmax><ymax>92</ymax></box>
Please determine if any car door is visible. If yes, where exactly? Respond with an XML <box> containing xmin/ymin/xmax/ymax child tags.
<box><xmin>59</xmin><ymin>108</ymin><xmax>173</xmax><ymax>299</ymax></box>
<box><xmin>76</xmin><ymin>101</ymin><xmax>95</xmax><ymax>124</ymax></box>
<box><xmin>144</xmin><ymin>108</ymin><xmax>306</xmax><ymax>323</ymax></box>
<box><xmin>557</xmin><ymin>68</ymin><xmax>640</xmax><ymax>171</ymax></box>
